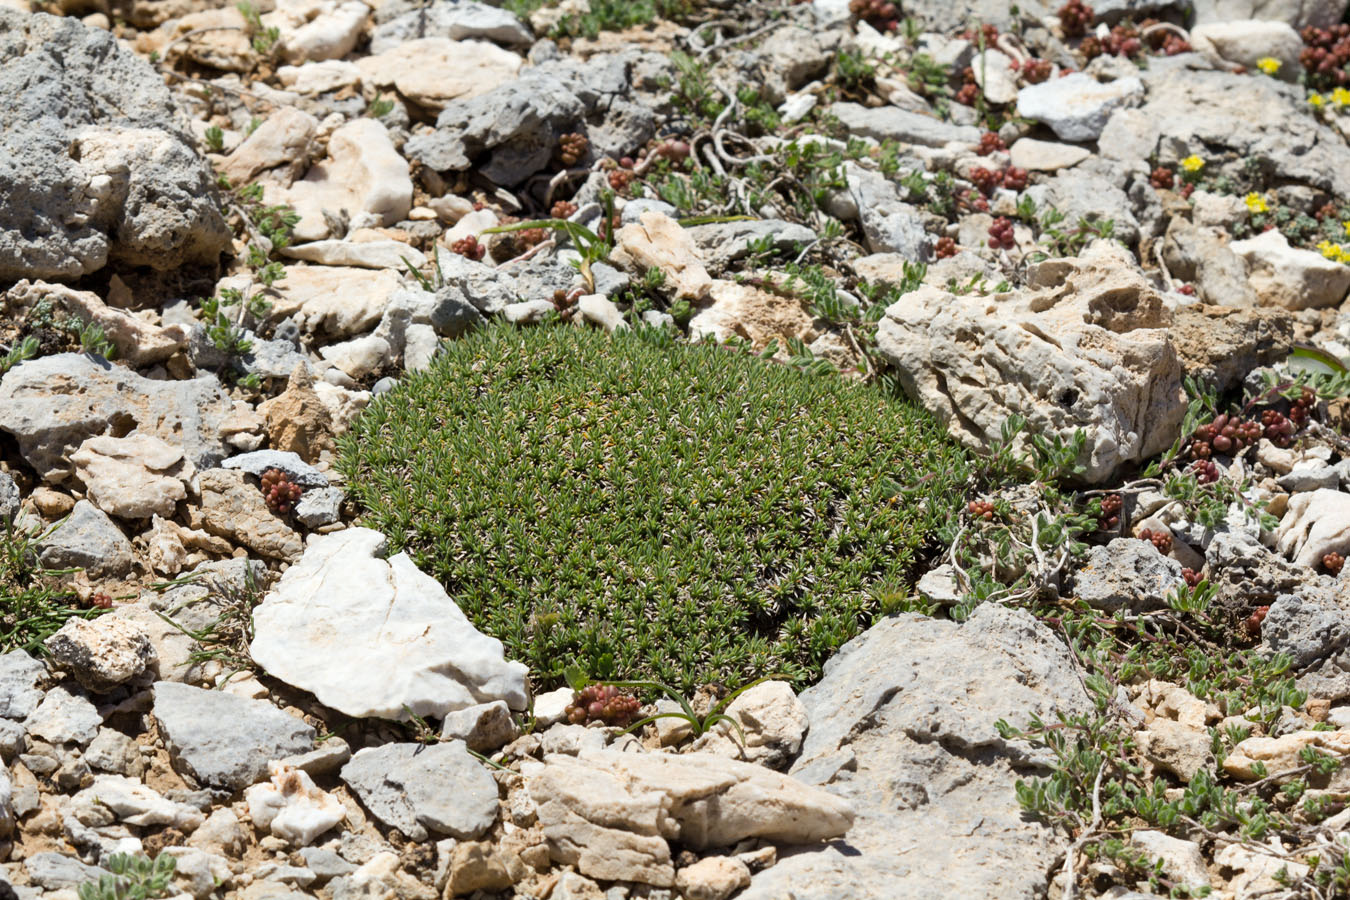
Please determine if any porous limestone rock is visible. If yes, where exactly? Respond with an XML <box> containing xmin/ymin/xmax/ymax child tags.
<box><xmin>70</xmin><ymin>775</ymin><xmax>204</xmax><ymax>830</ymax></box>
<box><xmin>250</xmin><ymin>528</ymin><xmax>530</xmax><ymax>719</ymax></box>
<box><xmin>197</xmin><ymin>469</ymin><xmax>304</xmax><ymax>562</ymax></box>
<box><xmin>43</xmin><ymin>617</ymin><xmax>155</xmax><ymax>693</ymax></box>
<box><xmin>0</xmin><ymin>354</ymin><xmax>232</xmax><ymax>483</ymax></box>
<box><xmin>688</xmin><ymin>282</ymin><xmax>818</xmax><ymax>353</ymax></box>
<box><xmin>71</xmin><ymin>434</ymin><xmax>195</xmax><ymax>520</ymax></box>
<box><xmin>3</xmin><ymin>281</ymin><xmax>187</xmax><ymax>366</ymax></box>
<box><xmin>1232</xmin><ymin>229</ymin><xmax>1350</xmax><ymax>310</ymax></box>
<box><xmin>875</xmin><ymin>244</ymin><xmax>1186</xmax><ymax>483</ymax></box>
<box><xmin>611</xmin><ymin>211</ymin><xmax>713</xmax><ymax>302</ymax></box>
<box><xmin>1275</xmin><ymin>488</ymin><xmax>1350</xmax><ymax>567</ymax></box>
<box><xmin>356</xmin><ymin>38</ymin><xmax>522</xmax><ymax>110</ymax></box>
<box><xmin>35</xmin><ymin>500</ymin><xmax>134</xmax><ymax>577</ymax></box>
<box><xmin>0</xmin><ymin>9</ymin><xmax>230</xmax><ymax>280</ymax></box>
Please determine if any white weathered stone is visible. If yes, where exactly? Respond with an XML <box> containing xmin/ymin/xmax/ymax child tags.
<box><xmin>688</xmin><ymin>680</ymin><xmax>808</xmax><ymax>766</ymax></box>
<box><xmin>676</xmin><ymin>856</ymin><xmax>751</xmax><ymax>900</ymax></box>
<box><xmin>970</xmin><ymin>48</ymin><xmax>1018</xmax><ymax>104</ymax></box>
<box><xmin>276</xmin><ymin>59</ymin><xmax>361</xmax><ymax>95</ymax></box>
<box><xmin>688</xmin><ymin>281</ymin><xmax>818</xmax><ymax>353</ymax></box>
<box><xmin>576</xmin><ymin>294</ymin><xmax>627</xmax><ymax>332</ymax></box>
<box><xmin>1009</xmin><ymin>138</ymin><xmax>1091</xmax><ymax>172</ymax></box>
<box><xmin>71</xmin><ymin>774</ymin><xmax>204</xmax><ymax>830</ymax></box>
<box><xmin>71</xmin><ymin>434</ymin><xmax>194</xmax><ymax>520</ymax></box>
<box><xmin>1274</xmin><ymin>488</ymin><xmax>1350</xmax><ymax>567</ymax></box>
<box><xmin>875</xmin><ymin>244</ymin><xmax>1185</xmax><ymax>483</ymax></box>
<box><xmin>267</xmin><ymin>0</ymin><xmax>368</xmax><ymax>63</ymax></box>
<box><xmin>1191</xmin><ymin>19</ymin><xmax>1303</xmax><ymax>78</ymax></box>
<box><xmin>269</xmin><ymin>265</ymin><xmax>402</xmax><ymax>337</ymax></box>
<box><xmin>282</xmin><ymin>239</ymin><xmax>425</xmax><ymax>270</ymax></box>
<box><xmin>250</xmin><ymin>528</ymin><xmax>529</xmax><ymax>719</ymax></box>
<box><xmin>1130</xmin><ymin>831</ymin><xmax>1211</xmax><ymax>889</ymax></box>
<box><xmin>1232</xmin><ymin>229</ymin><xmax>1350</xmax><ymax>310</ymax></box>
<box><xmin>219</xmin><ymin>107</ymin><xmax>317</xmax><ymax>186</ymax></box>
<box><xmin>269</xmin><ymin>119</ymin><xmax>412</xmax><ymax>242</ymax></box>
<box><xmin>4</xmin><ymin>281</ymin><xmax>187</xmax><ymax>367</ymax></box>
<box><xmin>1016</xmin><ymin>73</ymin><xmax>1144</xmax><ymax>142</ymax></box>
<box><xmin>356</xmin><ymin>38</ymin><xmax>522</xmax><ymax>110</ymax></box>
<box><xmin>244</xmin><ymin>763</ymin><xmax>345</xmax><ymax>846</ymax></box>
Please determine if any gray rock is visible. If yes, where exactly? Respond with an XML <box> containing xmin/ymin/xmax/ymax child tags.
<box><xmin>23</xmin><ymin>685</ymin><xmax>101</xmax><ymax>746</ymax></box>
<box><xmin>1073</xmin><ymin>539</ymin><xmax>1185</xmax><ymax>612</ymax></box>
<box><xmin>0</xmin><ymin>10</ymin><xmax>230</xmax><ymax>281</ymax></box>
<box><xmin>684</xmin><ymin>220</ymin><xmax>817</xmax><ymax>267</ymax></box>
<box><xmin>589</xmin><ymin>262</ymin><xmax>631</xmax><ymax>298</ymax></box>
<box><xmin>1262</xmin><ymin>591</ymin><xmax>1349</xmax><ymax>669</ymax></box>
<box><xmin>828</xmin><ymin>102</ymin><xmax>980</xmax><ymax>147</ymax></box>
<box><xmin>0</xmin><ymin>651</ymin><xmax>46</xmax><ymax>720</ymax></box>
<box><xmin>0</xmin><ymin>718</ymin><xmax>24</xmax><ymax>759</ymax></box>
<box><xmin>1206</xmin><ymin>529</ymin><xmax>1312</xmax><ymax>609</ymax></box>
<box><xmin>1022</xmin><ymin>163</ymin><xmax>1141</xmax><ymax>246</ymax></box>
<box><xmin>153</xmin><ymin>682</ymin><xmax>314</xmax><ymax>791</ymax></box>
<box><xmin>439</xmin><ymin>700</ymin><xmax>518</xmax><ymax>752</ymax></box>
<box><xmin>431</xmin><ymin>255</ymin><xmax>518</xmax><ymax>316</ymax></box>
<box><xmin>369</xmin><ymin>0</ymin><xmax>533</xmax><ymax>53</ymax></box>
<box><xmin>36</xmin><ymin>500</ymin><xmax>133</xmax><ymax>577</ymax></box>
<box><xmin>0</xmin><ymin>353</ymin><xmax>233</xmax><ymax>482</ymax></box>
<box><xmin>300</xmin><ymin>847</ymin><xmax>357</xmax><ymax>882</ymax></box>
<box><xmin>191</xmin><ymin>328</ymin><xmax>313</xmax><ymax>383</ymax></box>
<box><xmin>405</xmin><ymin>53</ymin><xmax>662</xmax><ymax>186</ymax></box>
<box><xmin>1277</xmin><ymin>460</ymin><xmax>1341</xmax><ymax>493</ymax></box>
<box><xmin>340</xmin><ymin>740</ymin><xmax>499</xmax><ymax>841</ymax></box>
<box><xmin>295</xmin><ymin>487</ymin><xmax>345</xmax><ymax>529</ymax></box>
<box><xmin>221</xmin><ymin>450</ymin><xmax>329</xmax><ymax>488</ymax></box>
<box><xmin>738</xmin><ymin>603</ymin><xmax>1090</xmax><ymax>900</ymax></box>
<box><xmin>1162</xmin><ymin>220</ymin><xmax>1257</xmax><ymax>308</ymax></box>
<box><xmin>84</xmin><ymin>727</ymin><xmax>144</xmax><ymax>777</ymax></box>
<box><xmin>0</xmin><ymin>471</ymin><xmax>18</xmax><ymax>525</ymax></box>
<box><xmin>43</xmin><ymin>616</ymin><xmax>155</xmax><ymax>692</ymax></box>
<box><xmin>893</xmin><ymin>0</ymin><xmax>1047</xmax><ymax>30</ymax></box>
<box><xmin>278</xmin><ymin>736</ymin><xmax>352</xmax><ymax>776</ymax></box>
<box><xmin>0</xmin><ymin>765</ymin><xmax>12</xmax><ymax>839</ymax></box>
<box><xmin>1016</xmin><ymin>73</ymin><xmax>1144</xmax><ymax>142</ymax></box>
<box><xmin>847</xmin><ymin>165</ymin><xmax>933</xmax><ymax>260</ymax></box>
<box><xmin>23</xmin><ymin>853</ymin><xmax>107</xmax><ymax>890</ymax></box>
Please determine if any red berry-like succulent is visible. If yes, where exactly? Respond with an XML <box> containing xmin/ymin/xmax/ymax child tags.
<box><xmin>1058</xmin><ymin>0</ymin><xmax>1094</xmax><ymax>37</ymax></box>
<box><xmin>987</xmin><ymin>217</ymin><xmax>1015</xmax><ymax>249</ymax></box>
<box><xmin>935</xmin><ymin>236</ymin><xmax>957</xmax><ymax>258</ymax></box>
<box><xmin>566</xmin><ymin>684</ymin><xmax>642</xmax><ymax>727</ymax></box>
<box><xmin>451</xmin><ymin>235</ymin><xmax>486</xmax><ymax>260</ymax></box>
<box><xmin>976</xmin><ymin>132</ymin><xmax>1006</xmax><ymax>156</ymax></box>
<box><xmin>1138</xmin><ymin>527</ymin><xmax>1172</xmax><ymax>554</ymax></box>
<box><xmin>557</xmin><ymin>132</ymin><xmax>589</xmax><ymax>166</ymax></box>
<box><xmin>260</xmin><ymin>468</ymin><xmax>303</xmax><ymax>515</ymax></box>
<box><xmin>1325</xmin><ymin>552</ymin><xmax>1346</xmax><ymax>576</ymax></box>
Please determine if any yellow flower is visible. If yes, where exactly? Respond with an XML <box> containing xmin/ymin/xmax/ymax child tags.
<box><xmin>1319</xmin><ymin>239</ymin><xmax>1341</xmax><ymax>259</ymax></box>
<box><xmin>1180</xmin><ymin>155</ymin><xmax>1205</xmax><ymax>173</ymax></box>
<box><xmin>1309</xmin><ymin>92</ymin><xmax>1326</xmax><ymax>107</ymax></box>
<box><xmin>1256</xmin><ymin>57</ymin><xmax>1281</xmax><ymax>75</ymax></box>
<box><xmin>1343</xmin><ymin>220</ymin><xmax>1350</xmax><ymax>237</ymax></box>
<box><xmin>1244</xmin><ymin>193</ymin><xmax>1269</xmax><ymax>214</ymax></box>
<box><xmin>1334</xmin><ymin>87</ymin><xmax>1350</xmax><ymax>106</ymax></box>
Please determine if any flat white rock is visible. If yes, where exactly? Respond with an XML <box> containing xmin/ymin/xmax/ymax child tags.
<box><xmin>245</xmin><ymin>763</ymin><xmax>345</xmax><ymax>846</ymax></box>
<box><xmin>249</xmin><ymin>527</ymin><xmax>529</xmax><ymax>719</ymax></box>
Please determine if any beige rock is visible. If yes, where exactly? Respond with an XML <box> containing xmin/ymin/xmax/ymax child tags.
<box><xmin>282</xmin><ymin>239</ymin><xmax>425</xmax><ymax>270</ymax></box>
<box><xmin>1167</xmin><ymin>304</ymin><xmax>1291</xmax><ymax>392</ymax></box>
<box><xmin>676</xmin><ymin>856</ymin><xmax>752</xmax><ymax>900</ymax></box>
<box><xmin>257</xmin><ymin>367</ymin><xmax>335</xmax><ymax>462</ymax></box>
<box><xmin>576</xmin><ymin>294</ymin><xmax>627</xmax><ymax>333</ymax></box>
<box><xmin>611</xmin><ymin>211</ymin><xmax>713</xmax><ymax>302</ymax></box>
<box><xmin>319</xmin><ymin>333</ymin><xmax>393</xmax><ymax>379</ymax></box>
<box><xmin>1009</xmin><ymin>138</ymin><xmax>1091</xmax><ymax>172</ymax></box>
<box><xmin>157</xmin><ymin>7</ymin><xmax>254</xmax><ymax>71</ymax></box>
<box><xmin>146</xmin><ymin>515</ymin><xmax>189</xmax><ymax>576</ymax></box>
<box><xmin>356</xmin><ymin>38</ymin><xmax>522</xmax><ymax>110</ymax></box>
<box><xmin>219</xmin><ymin>107</ymin><xmax>317</xmax><ymax>186</ymax></box>
<box><xmin>1135</xmin><ymin>719</ymin><xmax>1214</xmax><ymax>782</ymax></box>
<box><xmin>1274</xmin><ymin>488</ymin><xmax>1350</xmax><ymax>567</ymax></box>
<box><xmin>1232</xmin><ymin>229</ymin><xmax>1350</xmax><ymax>310</ymax></box>
<box><xmin>313</xmin><ymin>380</ymin><xmax>371</xmax><ymax>435</ymax></box>
<box><xmin>266</xmin><ymin>0</ymin><xmax>368</xmax><ymax>63</ymax></box>
<box><xmin>269</xmin><ymin>264</ymin><xmax>401</xmax><ymax>337</ymax></box>
<box><xmin>270</xmin><ymin>119</ymin><xmax>412</xmax><ymax>242</ymax></box>
<box><xmin>276</xmin><ymin>59</ymin><xmax>362</xmax><ymax>95</ymax></box>
<box><xmin>970</xmin><ymin>48</ymin><xmax>1018</xmax><ymax>104</ymax></box>
<box><xmin>5</xmin><ymin>280</ymin><xmax>187</xmax><ymax>367</ymax></box>
<box><xmin>688</xmin><ymin>680</ymin><xmax>808</xmax><ymax>766</ymax></box>
<box><xmin>71</xmin><ymin>434</ymin><xmax>194</xmax><ymax>520</ymax></box>
<box><xmin>1224</xmin><ymin>728</ymin><xmax>1350</xmax><ymax>780</ymax></box>
<box><xmin>1138</xmin><ymin>680</ymin><xmax>1216</xmax><ymax>729</ymax></box>
<box><xmin>528</xmin><ymin>749</ymin><xmax>854</xmax><ymax>886</ymax></box>
<box><xmin>688</xmin><ymin>281</ymin><xmax>817</xmax><ymax>353</ymax></box>
<box><xmin>198</xmin><ymin>468</ymin><xmax>303</xmax><ymax>561</ymax></box>
<box><xmin>876</xmin><ymin>243</ymin><xmax>1185</xmax><ymax>483</ymax></box>
<box><xmin>1215</xmin><ymin>842</ymin><xmax>1309</xmax><ymax>896</ymax></box>
<box><xmin>553</xmin><ymin>871</ymin><xmax>606</xmax><ymax>900</ymax></box>
<box><xmin>43</xmin><ymin>616</ymin><xmax>156</xmax><ymax>692</ymax></box>
<box><xmin>30</xmin><ymin>486</ymin><xmax>76</xmax><ymax>518</ymax></box>
<box><xmin>444</xmin><ymin>841</ymin><xmax>519</xmax><ymax>897</ymax></box>
<box><xmin>429</xmin><ymin>194</ymin><xmax>476</xmax><ymax>224</ymax></box>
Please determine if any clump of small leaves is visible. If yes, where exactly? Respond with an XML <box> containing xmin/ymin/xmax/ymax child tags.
<box><xmin>260</xmin><ymin>469</ymin><xmax>303</xmax><ymax>514</ymax></box>
<box><xmin>78</xmin><ymin>852</ymin><xmax>176</xmax><ymax>900</ymax></box>
<box><xmin>338</xmin><ymin>323</ymin><xmax>969</xmax><ymax>690</ymax></box>
<box><xmin>1</xmin><ymin>522</ymin><xmax>93</xmax><ymax>654</ymax></box>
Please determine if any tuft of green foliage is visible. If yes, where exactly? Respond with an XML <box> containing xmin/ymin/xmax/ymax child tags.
<box><xmin>1</xmin><ymin>522</ymin><xmax>94</xmax><ymax>654</ymax></box>
<box><xmin>338</xmin><ymin>323</ymin><xmax>969</xmax><ymax>690</ymax></box>
<box><xmin>78</xmin><ymin>853</ymin><xmax>177</xmax><ymax>900</ymax></box>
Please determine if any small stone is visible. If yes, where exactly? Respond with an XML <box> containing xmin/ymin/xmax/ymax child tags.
<box><xmin>532</xmin><ymin>686</ymin><xmax>574</xmax><ymax>727</ymax></box>
<box><xmin>0</xmin><ymin>651</ymin><xmax>46</xmax><ymax>720</ymax></box>
<box><xmin>610</xmin><ymin>211</ymin><xmax>713</xmax><ymax>302</ymax></box>
<box><xmin>1130</xmin><ymin>831</ymin><xmax>1210</xmax><ymax>888</ymax></box>
<box><xmin>1008</xmin><ymin>138</ymin><xmax>1091</xmax><ymax>172</ymax></box>
<box><xmin>198</xmin><ymin>468</ymin><xmax>304</xmax><ymax>562</ymax></box>
<box><xmin>577</xmin><ymin>294</ymin><xmax>627</xmax><ymax>332</ymax></box>
<box><xmin>23</xmin><ymin>686</ymin><xmax>101</xmax><ymax>746</ymax></box>
<box><xmin>84</xmin><ymin>727</ymin><xmax>144</xmax><ymax>778</ymax></box>
<box><xmin>70</xmin><ymin>433</ymin><xmax>195</xmax><ymax>520</ymax></box>
<box><xmin>300</xmin><ymin>846</ymin><xmax>357</xmax><ymax>882</ymax></box>
<box><xmin>444</xmin><ymin>840</ymin><xmax>518</xmax><ymax>897</ymax></box>
<box><xmin>70</xmin><ymin>774</ymin><xmax>205</xmax><ymax>829</ymax></box>
<box><xmin>245</xmin><ymin>763</ymin><xmax>346</xmax><ymax>846</ymax></box>
<box><xmin>1232</xmin><ymin>229</ymin><xmax>1350</xmax><ymax>310</ymax></box>
<box><xmin>0</xmin><ymin>471</ymin><xmax>18</xmax><ymax>524</ymax></box>
<box><xmin>1073</xmin><ymin>538</ymin><xmax>1186</xmax><ymax>612</ymax></box>
<box><xmin>294</xmin><ymin>486</ymin><xmax>344</xmax><ymax>529</ymax></box>
<box><xmin>675</xmin><ymin>857</ymin><xmax>751</xmax><ymax>900</ymax></box>
<box><xmin>1275</xmin><ymin>489</ymin><xmax>1350</xmax><ymax>567</ymax></box>
<box><xmin>439</xmin><ymin>700</ymin><xmax>518</xmax><ymax>752</ymax></box>
<box><xmin>221</xmin><ymin>450</ymin><xmax>328</xmax><ymax>488</ymax></box>
<box><xmin>43</xmin><ymin>617</ymin><xmax>155</xmax><ymax>693</ymax></box>
<box><xmin>276</xmin><ymin>737</ymin><xmax>352</xmax><ymax>777</ymax></box>
<box><xmin>1016</xmin><ymin>73</ymin><xmax>1144</xmax><ymax>142</ymax></box>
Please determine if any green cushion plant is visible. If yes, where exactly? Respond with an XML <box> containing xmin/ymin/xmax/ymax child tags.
<box><xmin>337</xmin><ymin>323</ymin><xmax>969</xmax><ymax>690</ymax></box>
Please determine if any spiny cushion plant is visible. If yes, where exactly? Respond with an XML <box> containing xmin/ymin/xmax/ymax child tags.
<box><xmin>337</xmin><ymin>324</ymin><xmax>969</xmax><ymax>691</ymax></box>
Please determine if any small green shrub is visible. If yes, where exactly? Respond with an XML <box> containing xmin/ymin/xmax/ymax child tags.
<box><xmin>338</xmin><ymin>324</ymin><xmax>969</xmax><ymax>690</ymax></box>
<box><xmin>1</xmin><ymin>522</ymin><xmax>94</xmax><ymax>654</ymax></box>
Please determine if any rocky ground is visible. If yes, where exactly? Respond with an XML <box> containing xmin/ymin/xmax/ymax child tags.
<box><xmin>4</xmin><ymin>0</ymin><xmax>1350</xmax><ymax>897</ymax></box>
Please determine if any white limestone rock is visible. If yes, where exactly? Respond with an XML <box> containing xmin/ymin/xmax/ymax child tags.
<box><xmin>71</xmin><ymin>434</ymin><xmax>195</xmax><ymax>520</ymax></box>
<box><xmin>70</xmin><ymin>774</ymin><xmax>204</xmax><ymax>830</ymax></box>
<box><xmin>1274</xmin><ymin>488</ymin><xmax>1350</xmax><ymax>567</ymax></box>
<box><xmin>249</xmin><ymin>527</ymin><xmax>529</xmax><ymax>719</ymax></box>
<box><xmin>1016</xmin><ymin>73</ymin><xmax>1144</xmax><ymax>142</ymax></box>
<box><xmin>244</xmin><ymin>763</ymin><xmax>345</xmax><ymax>846</ymax></box>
